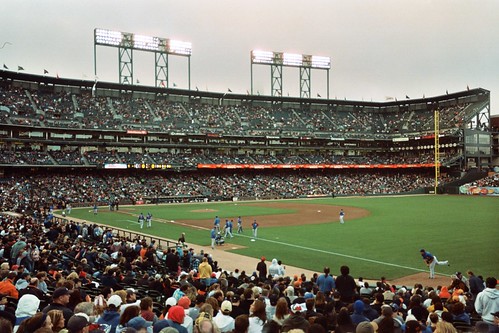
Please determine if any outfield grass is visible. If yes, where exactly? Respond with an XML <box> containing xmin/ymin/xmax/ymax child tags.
<box><xmin>69</xmin><ymin>195</ymin><xmax>498</xmax><ymax>280</ymax></box>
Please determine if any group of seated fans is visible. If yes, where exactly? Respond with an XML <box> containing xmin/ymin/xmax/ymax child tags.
<box><xmin>0</xmin><ymin>148</ymin><xmax>455</xmax><ymax>168</ymax></box>
<box><xmin>0</xmin><ymin>85</ymin><xmax>474</xmax><ymax>137</ymax></box>
<box><xmin>0</xmin><ymin>171</ymin><xmax>458</xmax><ymax>215</ymax></box>
<box><xmin>0</xmin><ymin>211</ymin><xmax>497</xmax><ymax>333</ymax></box>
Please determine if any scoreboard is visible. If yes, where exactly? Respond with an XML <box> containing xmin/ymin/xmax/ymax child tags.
<box><xmin>104</xmin><ymin>163</ymin><xmax>172</xmax><ymax>169</ymax></box>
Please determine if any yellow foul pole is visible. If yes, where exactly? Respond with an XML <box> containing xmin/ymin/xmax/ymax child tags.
<box><xmin>434</xmin><ymin>110</ymin><xmax>440</xmax><ymax>194</ymax></box>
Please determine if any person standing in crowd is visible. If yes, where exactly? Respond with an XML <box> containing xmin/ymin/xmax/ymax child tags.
<box><xmin>420</xmin><ymin>249</ymin><xmax>449</xmax><ymax>279</ymax></box>
<box><xmin>252</xmin><ymin>220</ymin><xmax>259</xmax><ymax>239</ymax></box>
<box><xmin>268</xmin><ymin>259</ymin><xmax>280</xmax><ymax>278</ymax></box>
<box><xmin>474</xmin><ymin>277</ymin><xmax>499</xmax><ymax>331</ymax></box>
<box><xmin>467</xmin><ymin>270</ymin><xmax>485</xmax><ymax>299</ymax></box>
<box><xmin>256</xmin><ymin>257</ymin><xmax>267</xmax><ymax>281</ymax></box>
<box><xmin>339</xmin><ymin>209</ymin><xmax>345</xmax><ymax>224</ymax></box>
<box><xmin>317</xmin><ymin>267</ymin><xmax>335</xmax><ymax>295</ymax></box>
<box><xmin>198</xmin><ymin>257</ymin><xmax>213</xmax><ymax>287</ymax></box>
<box><xmin>335</xmin><ymin>265</ymin><xmax>357</xmax><ymax>303</ymax></box>
<box><xmin>178</xmin><ymin>232</ymin><xmax>187</xmax><ymax>248</ymax></box>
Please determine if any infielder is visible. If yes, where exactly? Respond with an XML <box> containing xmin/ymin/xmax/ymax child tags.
<box><xmin>138</xmin><ymin>213</ymin><xmax>145</xmax><ymax>229</ymax></box>
<box><xmin>252</xmin><ymin>220</ymin><xmax>259</xmax><ymax>239</ymax></box>
<box><xmin>237</xmin><ymin>216</ymin><xmax>243</xmax><ymax>233</ymax></box>
<box><xmin>339</xmin><ymin>209</ymin><xmax>345</xmax><ymax>224</ymax></box>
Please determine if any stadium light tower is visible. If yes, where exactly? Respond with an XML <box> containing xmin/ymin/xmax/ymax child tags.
<box><xmin>250</xmin><ymin>50</ymin><xmax>331</xmax><ymax>98</ymax></box>
<box><xmin>94</xmin><ymin>28</ymin><xmax>192</xmax><ymax>89</ymax></box>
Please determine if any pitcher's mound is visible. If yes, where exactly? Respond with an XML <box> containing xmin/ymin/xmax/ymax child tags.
<box><xmin>391</xmin><ymin>272</ymin><xmax>450</xmax><ymax>288</ymax></box>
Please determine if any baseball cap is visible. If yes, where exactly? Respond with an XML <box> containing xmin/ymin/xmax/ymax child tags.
<box><xmin>127</xmin><ymin>316</ymin><xmax>153</xmax><ymax>330</ymax></box>
<box><xmin>67</xmin><ymin>314</ymin><xmax>90</xmax><ymax>333</ymax></box>
<box><xmin>165</xmin><ymin>297</ymin><xmax>177</xmax><ymax>307</ymax></box>
<box><xmin>177</xmin><ymin>296</ymin><xmax>191</xmax><ymax>309</ymax></box>
<box><xmin>107</xmin><ymin>294</ymin><xmax>123</xmax><ymax>307</ymax></box>
<box><xmin>126</xmin><ymin>288</ymin><xmax>137</xmax><ymax>295</ymax></box>
<box><xmin>53</xmin><ymin>287</ymin><xmax>71</xmax><ymax>299</ymax></box>
<box><xmin>153</xmin><ymin>320</ymin><xmax>172</xmax><ymax>333</ymax></box>
<box><xmin>221</xmin><ymin>300</ymin><xmax>232</xmax><ymax>313</ymax></box>
<box><xmin>119</xmin><ymin>328</ymin><xmax>138</xmax><ymax>333</ymax></box>
<box><xmin>291</xmin><ymin>303</ymin><xmax>305</xmax><ymax>313</ymax></box>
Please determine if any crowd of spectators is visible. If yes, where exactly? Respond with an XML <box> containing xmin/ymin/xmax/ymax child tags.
<box><xmin>0</xmin><ymin>147</ymin><xmax>459</xmax><ymax>168</ymax></box>
<box><xmin>0</xmin><ymin>203</ymin><xmax>497</xmax><ymax>333</ymax></box>
<box><xmin>0</xmin><ymin>85</ymin><xmax>477</xmax><ymax>138</ymax></box>
<box><xmin>465</xmin><ymin>174</ymin><xmax>499</xmax><ymax>188</ymax></box>
<box><xmin>0</xmin><ymin>170</ymin><xmax>458</xmax><ymax>214</ymax></box>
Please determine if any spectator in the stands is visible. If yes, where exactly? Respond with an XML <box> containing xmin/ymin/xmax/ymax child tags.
<box><xmin>42</xmin><ymin>287</ymin><xmax>74</xmax><ymax>326</ymax></box>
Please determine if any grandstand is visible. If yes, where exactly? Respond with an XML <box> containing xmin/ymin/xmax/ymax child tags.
<box><xmin>0</xmin><ymin>71</ymin><xmax>492</xmax><ymax>204</ymax></box>
<box><xmin>0</xmin><ymin>70</ymin><xmax>494</xmax><ymax>205</ymax></box>
<box><xmin>0</xmin><ymin>69</ymin><xmax>498</xmax><ymax>333</ymax></box>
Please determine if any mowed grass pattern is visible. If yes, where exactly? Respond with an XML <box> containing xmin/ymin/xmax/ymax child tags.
<box><xmin>69</xmin><ymin>195</ymin><xmax>498</xmax><ymax>280</ymax></box>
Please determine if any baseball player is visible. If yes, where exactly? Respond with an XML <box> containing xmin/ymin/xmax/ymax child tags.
<box><xmin>420</xmin><ymin>248</ymin><xmax>450</xmax><ymax>279</ymax></box>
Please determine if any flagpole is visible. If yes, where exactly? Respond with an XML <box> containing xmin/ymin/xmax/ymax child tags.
<box><xmin>94</xmin><ymin>42</ymin><xmax>97</xmax><ymax>78</ymax></box>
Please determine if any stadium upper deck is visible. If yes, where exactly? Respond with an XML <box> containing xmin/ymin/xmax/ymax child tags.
<box><xmin>0</xmin><ymin>70</ymin><xmax>492</xmax><ymax>171</ymax></box>
<box><xmin>0</xmin><ymin>70</ymin><xmax>489</xmax><ymax>137</ymax></box>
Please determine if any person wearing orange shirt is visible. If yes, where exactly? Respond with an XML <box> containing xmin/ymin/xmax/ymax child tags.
<box><xmin>0</xmin><ymin>271</ymin><xmax>19</xmax><ymax>299</ymax></box>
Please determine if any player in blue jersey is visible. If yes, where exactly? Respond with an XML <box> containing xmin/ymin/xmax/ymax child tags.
<box><xmin>339</xmin><ymin>209</ymin><xmax>345</xmax><ymax>224</ymax></box>
<box><xmin>420</xmin><ymin>248</ymin><xmax>450</xmax><ymax>279</ymax></box>
<box><xmin>252</xmin><ymin>220</ymin><xmax>259</xmax><ymax>239</ymax></box>
<box><xmin>214</xmin><ymin>216</ymin><xmax>221</xmax><ymax>232</ymax></box>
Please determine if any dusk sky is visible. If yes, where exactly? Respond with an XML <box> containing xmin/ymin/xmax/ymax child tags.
<box><xmin>1</xmin><ymin>0</ymin><xmax>498</xmax><ymax>115</ymax></box>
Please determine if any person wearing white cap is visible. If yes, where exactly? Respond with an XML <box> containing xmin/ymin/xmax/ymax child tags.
<box><xmin>214</xmin><ymin>300</ymin><xmax>235</xmax><ymax>332</ymax></box>
<box><xmin>281</xmin><ymin>303</ymin><xmax>310</xmax><ymax>333</ymax></box>
<box><xmin>96</xmin><ymin>294</ymin><xmax>122</xmax><ymax>332</ymax></box>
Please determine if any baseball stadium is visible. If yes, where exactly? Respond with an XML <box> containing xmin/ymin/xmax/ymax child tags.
<box><xmin>1</xmin><ymin>14</ymin><xmax>499</xmax><ymax>333</ymax></box>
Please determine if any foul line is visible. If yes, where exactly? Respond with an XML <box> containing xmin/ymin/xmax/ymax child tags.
<box><xmin>235</xmin><ymin>233</ymin><xmax>433</xmax><ymax>275</ymax></box>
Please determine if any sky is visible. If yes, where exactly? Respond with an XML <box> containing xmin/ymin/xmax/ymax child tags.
<box><xmin>1</xmin><ymin>0</ymin><xmax>498</xmax><ymax>115</ymax></box>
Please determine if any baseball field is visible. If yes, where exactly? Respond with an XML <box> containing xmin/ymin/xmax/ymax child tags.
<box><xmin>69</xmin><ymin>194</ymin><xmax>498</xmax><ymax>283</ymax></box>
